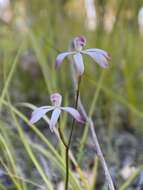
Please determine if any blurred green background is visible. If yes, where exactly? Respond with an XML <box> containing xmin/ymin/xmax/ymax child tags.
<box><xmin>0</xmin><ymin>0</ymin><xmax>143</xmax><ymax>189</ymax></box>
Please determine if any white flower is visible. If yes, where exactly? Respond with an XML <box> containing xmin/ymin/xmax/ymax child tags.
<box><xmin>30</xmin><ymin>93</ymin><xmax>84</xmax><ymax>131</ymax></box>
<box><xmin>55</xmin><ymin>36</ymin><xmax>111</xmax><ymax>76</ymax></box>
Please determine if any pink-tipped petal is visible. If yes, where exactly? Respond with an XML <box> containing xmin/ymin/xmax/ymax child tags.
<box><xmin>84</xmin><ymin>51</ymin><xmax>109</xmax><ymax>68</ymax></box>
<box><xmin>73</xmin><ymin>53</ymin><xmax>84</xmax><ymax>76</ymax></box>
<box><xmin>49</xmin><ymin>108</ymin><xmax>61</xmax><ymax>131</ymax></box>
<box><xmin>61</xmin><ymin>107</ymin><xmax>84</xmax><ymax>123</ymax></box>
<box><xmin>86</xmin><ymin>48</ymin><xmax>111</xmax><ymax>60</ymax></box>
<box><xmin>55</xmin><ymin>52</ymin><xmax>74</xmax><ymax>69</ymax></box>
<box><xmin>30</xmin><ymin>106</ymin><xmax>54</xmax><ymax>124</ymax></box>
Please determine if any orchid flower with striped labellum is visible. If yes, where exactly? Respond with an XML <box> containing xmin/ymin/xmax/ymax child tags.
<box><xmin>30</xmin><ymin>93</ymin><xmax>84</xmax><ymax>131</ymax></box>
<box><xmin>55</xmin><ymin>36</ymin><xmax>111</xmax><ymax>76</ymax></box>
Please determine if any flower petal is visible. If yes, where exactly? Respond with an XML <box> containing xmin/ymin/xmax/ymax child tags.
<box><xmin>55</xmin><ymin>52</ymin><xmax>74</xmax><ymax>69</ymax></box>
<box><xmin>84</xmin><ymin>51</ymin><xmax>109</xmax><ymax>68</ymax></box>
<box><xmin>85</xmin><ymin>48</ymin><xmax>111</xmax><ymax>60</ymax></box>
<box><xmin>30</xmin><ymin>106</ymin><xmax>54</xmax><ymax>124</ymax></box>
<box><xmin>49</xmin><ymin>108</ymin><xmax>61</xmax><ymax>131</ymax></box>
<box><xmin>61</xmin><ymin>107</ymin><xmax>84</xmax><ymax>123</ymax></box>
<box><xmin>73</xmin><ymin>53</ymin><xmax>84</xmax><ymax>76</ymax></box>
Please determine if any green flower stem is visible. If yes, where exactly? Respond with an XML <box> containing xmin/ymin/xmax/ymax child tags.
<box><xmin>68</xmin><ymin>76</ymin><xmax>82</xmax><ymax>146</ymax></box>
<box><xmin>65</xmin><ymin>76</ymin><xmax>82</xmax><ymax>190</ymax></box>
<box><xmin>57</xmin><ymin>76</ymin><xmax>82</xmax><ymax>190</ymax></box>
<box><xmin>57</xmin><ymin>119</ymin><xmax>69</xmax><ymax>190</ymax></box>
<box><xmin>58</xmin><ymin>121</ymin><xmax>68</xmax><ymax>148</ymax></box>
<box><xmin>65</xmin><ymin>146</ymin><xmax>69</xmax><ymax>190</ymax></box>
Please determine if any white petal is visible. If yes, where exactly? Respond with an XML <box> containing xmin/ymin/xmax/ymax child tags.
<box><xmin>30</xmin><ymin>106</ymin><xmax>54</xmax><ymax>124</ymax></box>
<box><xmin>85</xmin><ymin>48</ymin><xmax>110</xmax><ymax>59</ymax></box>
<box><xmin>49</xmin><ymin>108</ymin><xmax>61</xmax><ymax>131</ymax></box>
<box><xmin>84</xmin><ymin>51</ymin><xmax>109</xmax><ymax>68</ymax></box>
<box><xmin>55</xmin><ymin>52</ymin><xmax>74</xmax><ymax>68</ymax></box>
<box><xmin>73</xmin><ymin>53</ymin><xmax>84</xmax><ymax>76</ymax></box>
<box><xmin>61</xmin><ymin>107</ymin><xmax>84</xmax><ymax>123</ymax></box>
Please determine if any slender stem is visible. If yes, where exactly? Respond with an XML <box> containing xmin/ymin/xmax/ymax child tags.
<box><xmin>57</xmin><ymin>119</ymin><xmax>69</xmax><ymax>190</ymax></box>
<box><xmin>68</xmin><ymin>76</ymin><xmax>82</xmax><ymax>146</ymax></box>
<box><xmin>65</xmin><ymin>147</ymin><xmax>69</xmax><ymax>190</ymax></box>
<box><xmin>64</xmin><ymin>76</ymin><xmax>82</xmax><ymax>190</ymax></box>
<box><xmin>58</xmin><ymin>122</ymin><xmax>67</xmax><ymax>148</ymax></box>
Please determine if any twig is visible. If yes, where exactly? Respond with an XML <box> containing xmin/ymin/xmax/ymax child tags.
<box><xmin>76</xmin><ymin>84</ymin><xmax>115</xmax><ymax>189</ymax></box>
<box><xmin>78</xmin><ymin>91</ymin><xmax>115</xmax><ymax>190</ymax></box>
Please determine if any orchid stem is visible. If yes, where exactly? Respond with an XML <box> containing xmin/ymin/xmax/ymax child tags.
<box><xmin>58</xmin><ymin>120</ymin><xmax>69</xmax><ymax>190</ymax></box>
<box><xmin>58</xmin><ymin>120</ymin><xmax>67</xmax><ymax>148</ymax></box>
<box><xmin>65</xmin><ymin>76</ymin><xmax>82</xmax><ymax>190</ymax></box>
<box><xmin>68</xmin><ymin>76</ymin><xmax>81</xmax><ymax>146</ymax></box>
<box><xmin>65</xmin><ymin>146</ymin><xmax>69</xmax><ymax>190</ymax></box>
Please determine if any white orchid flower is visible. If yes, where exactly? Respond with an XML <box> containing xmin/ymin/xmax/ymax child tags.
<box><xmin>30</xmin><ymin>93</ymin><xmax>84</xmax><ymax>131</ymax></box>
<box><xmin>55</xmin><ymin>36</ymin><xmax>111</xmax><ymax>76</ymax></box>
